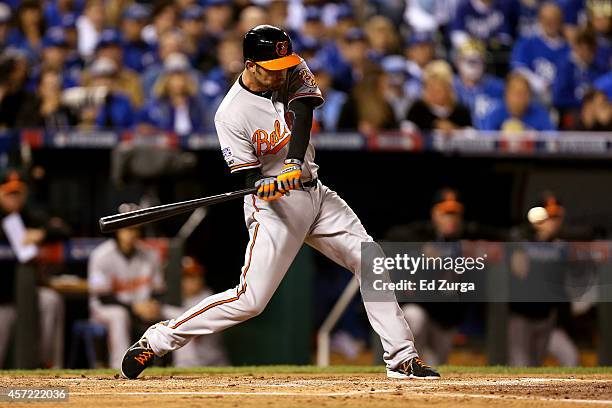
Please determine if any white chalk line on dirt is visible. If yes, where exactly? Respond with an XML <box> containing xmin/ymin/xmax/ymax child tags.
<box><xmin>48</xmin><ymin>377</ymin><xmax>611</xmax><ymax>388</ymax></box>
<box><xmin>70</xmin><ymin>390</ymin><xmax>395</xmax><ymax>397</ymax></box>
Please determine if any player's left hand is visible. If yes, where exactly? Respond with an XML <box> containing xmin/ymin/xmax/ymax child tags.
<box><xmin>277</xmin><ymin>159</ymin><xmax>303</xmax><ymax>193</ymax></box>
<box><xmin>255</xmin><ymin>177</ymin><xmax>284</xmax><ymax>201</ymax></box>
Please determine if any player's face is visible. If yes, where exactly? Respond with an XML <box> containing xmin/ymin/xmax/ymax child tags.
<box><xmin>253</xmin><ymin>63</ymin><xmax>288</xmax><ymax>91</ymax></box>
<box><xmin>116</xmin><ymin>227</ymin><xmax>141</xmax><ymax>252</ymax></box>
<box><xmin>0</xmin><ymin>189</ymin><xmax>26</xmax><ymax>213</ymax></box>
<box><xmin>432</xmin><ymin>210</ymin><xmax>463</xmax><ymax>239</ymax></box>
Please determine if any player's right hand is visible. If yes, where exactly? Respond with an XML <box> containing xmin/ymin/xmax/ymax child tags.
<box><xmin>255</xmin><ymin>177</ymin><xmax>284</xmax><ymax>201</ymax></box>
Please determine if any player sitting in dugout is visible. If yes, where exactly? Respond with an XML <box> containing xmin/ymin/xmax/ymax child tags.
<box><xmin>88</xmin><ymin>211</ymin><xmax>168</xmax><ymax>370</ymax></box>
<box><xmin>0</xmin><ymin>168</ymin><xmax>70</xmax><ymax>369</ymax></box>
<box><xmin>385</xmin><ymin>188</ymin><xmax>506</xmax><ymax>365</ymax></box>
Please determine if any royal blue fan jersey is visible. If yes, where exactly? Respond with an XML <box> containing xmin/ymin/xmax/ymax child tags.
<box><xmin>511</xmin><ymin>33</ymin><xmax>570</xmax><ymax>85</ymax></box>
<box><xmin>451</xmin><ymin>0</ymin><xmax>512</xmax><ymax>44</ymax></box>
<box><xmin>454</xmin><ymin>75</ymin><xmax>505</xmax><ymax>129</ymax></box>
<box><xmin>482</xmin><ymin>101</ymin><xmax>555</xmax><ymax>131</ymax></box>
<box><xmin>553</xmin><ymin>52</ymin><xmax>609</xmax><ymax>109</ymax></box>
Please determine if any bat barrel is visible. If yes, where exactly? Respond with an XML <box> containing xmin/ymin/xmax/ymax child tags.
<box><xmin>99</xmin><ymin>187</ymin><xmax>257</xmax><ymax>233</ymax></box>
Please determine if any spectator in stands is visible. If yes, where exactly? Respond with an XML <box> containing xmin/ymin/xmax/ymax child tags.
<box><xmin>142</xmin><ymin>1</ymin><xmax>178</xmax><ymax>47</ymax></box>
<box><xmin>594</xmin><ymin>69</ymin><xmax>612</xmax><ymax>100</ymax></box>
<box><xmin>180</xmin><ymin>5</ymin><xmax>211</xmax><ymax>70</ymax></box>
<box><xmin>291</xmin><ymin>6</ymin><xmax>325</xmax><ymax>51</ymax></box>
<box><xmin>403</xmin><ymin>0</ymin><xmax>453</xmax><ymax>34</ymax></box>
<box><xmin>307</xmin><ymin>58</ymin><xmax>346</xmax><ymax>132</ymax></box>
<box><xmin>142</xmin><ymin>30</ymin><xmax>189</xmax><ymax>99</ymax></box>
<box><xmin>163</xmin><ymin>257</ymin><xmax>229</xmax><ymax>367</ymax></box>
<box><xmin>405</xmin><ymin>60</ymin><xmax>473</xmax><ymax>133</ymax></box>
<box><xmin>560</xmin><ymin>0</ymin><xmax>586</xmax><ymax>42</ymax></box>
<box><xmin>236</xmin><ymin>6</ymin><xmax>267</xmax><ymax>37</ymax></box>
<box><xmin>60</xmin><ymin>13</ymin><xmax>83</xmax><ymax>73</ymax></box>
<box><xmin>28</xmin><ymin>27</ymin><xmax>79</xmax><ymax>92</ymax></box>
<box><xmin>0</xmin><ymin>169</ymin><xmax>70</xmax><ymax>368</ymax></box>
<box><xmin>82</xmin><ymin>30</ymin><xmax>144</xmax><ymax>108</ymax></box>
<box><xmin>510</xmin><ymin>0</ymin><xmax>547</xmax><ymax>38</ymax></box>
<box><xmin>482</xmin><ymin>73</ymin><xmax>555</xmax><ymax>131</ymax></box>
<box><xmin>79</xmin><ymin>57</ymin><xmax>135</xmax><ymax>129</ymax></box>
<box><xmin>553</xmin><ymin>28</ymin><xmax>608</xmax><ymax>124</ymax></box>
<box><xmin>380</xmin><ymin>55</ymin><xmax>412</xmax><ymax>124</ymax></box>
<box><xmin>511</xmin><ymin>2</ymin><xmax>570</xmax><ymax>103</ymax></box>
<box><xmin>200</xmin><ymin>35</ymin><xmax>243</xmax><ymax>128</ymax></box>
<box><xmin>175</xmin><ymin>0</ymin><xmax>199</xmax><ymax>13</ymax></box>
<box><xmin>0</xmin><ymin>4</ymin><xmax>11</xmax><ymax>54</ymax></box>
<box><xmin>334</xmin><ymin>28</ymin><xmax>371</xmax><ymax>93</ymax></box>
<box><xmin>7</xmin><ymin>1</ymin><xmax>46</xmax><ymax>61</ymax></box>
<box><xmin>587</xmin><ymin>0</ymin><xmax>612</xmax><ymax>68</ymax></box>
<box><xmin>267</xmin><ymin>0</ymin><xmax>289</xmax><ymax>29</ymax></box>
<box><xmin>329</xmin><ymin>4</ymin><xmax>358</xmax><ymax>37</ymax></box>
<box><xmin>454</xmin><ymin>39</ymin><xmax>505</xmax><ymax>129</ymax></box>
<box><xmin>137</xmin><ymin>53</ymin><xmax>204</xmax><ymax>136</ymax></box>
<box><xmin>76</xmin><ymin>0</ymin><xmax>105</xmax><ymax>59</ymax></box>
<box><xmin>386</xmin><ymin>188</ymin><xmax>504</xmax><ymax>365</ymax></box>
<box><xmin>337</xmin><ymin>64</ymin><xmax>398</xmax><ymax>133</ymax></box>
<box><xmin>404</xmin><ymin>32</ymin><xmax>436</xmax><ymax>102</ymax></box>
<box><xmin>364</xmin><ymin>16</ymin><xmax>402</xmax><ymax>58</ymax></box>
<box><xmin>450</xmin><ymin>0</ymin><xmax>513</xmax><ymax>51</ymax></box>
<box><xmin>202</xmin><ymin>0</ymin><xmax>234</xmax><ymax>41</ymax></box>
<box><xmin>577</xmin><ymin>88</ymin><xmax>612</xmax><ymax>130</ymax></box>
<box><xmin>16</xmin><ymin>69</ymin><xmax>78</xmax><ymax>130</ymax></box>
<box><xmin>88</xmin><ymin>216</ymin><xmax>166</xmax><ymax>369</ymax></box>
<box><xmin>120</xmin><ymin>4</ymin><xmax>155</xmax><ymax>73</ymax></box>
<box><xmin>44</xmin><ymin>0</ymin><xmax>81</xmax><ymax>29</ymax></box>
<box><xmin>0</xmin><ymin>50</ymin><xmax>34</xmax><ymax>129</ymax></box>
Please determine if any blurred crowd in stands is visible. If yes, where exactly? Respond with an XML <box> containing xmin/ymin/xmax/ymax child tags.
<box><xmin>0</xmin><ymin>0</ymin><xmax>610</xmax><ymax>136</ymax></box>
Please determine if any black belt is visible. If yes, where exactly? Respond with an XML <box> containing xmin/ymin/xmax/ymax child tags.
<box><xmin>302</xmin><ymin>178</ymin><xmax>318</xmax><ymax>189</ymax></box>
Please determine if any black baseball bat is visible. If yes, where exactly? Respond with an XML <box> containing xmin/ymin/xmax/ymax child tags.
<box><xmin>99</xmin><ymin>187</ymin><xmax>257</xmax><ymax>233</ymax></box>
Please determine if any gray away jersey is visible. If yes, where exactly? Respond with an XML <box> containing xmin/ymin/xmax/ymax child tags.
<box><xmin>214</xmin><ymin>60</ymin><xmax>324</xmax><ymax>180</ymax></box>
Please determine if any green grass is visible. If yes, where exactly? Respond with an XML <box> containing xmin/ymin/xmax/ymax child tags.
<box><xmin>2</xmin><ymin>365</ymin><xmax>612</xmax><ymax>377</ymax></box>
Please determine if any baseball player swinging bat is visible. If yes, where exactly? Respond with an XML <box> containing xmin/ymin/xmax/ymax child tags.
<box><xmin>119</xmin><ymin>25</ymin><xmax>440</xmax><ymax>381</ymax></box>
<box><xmin>99</xmin><ymin>187</ymin><xmax>257</xmax><ymax>233</ymax></box>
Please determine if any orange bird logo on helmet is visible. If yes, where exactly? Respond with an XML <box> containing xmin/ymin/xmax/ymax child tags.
<box><xmin>275</xmin><ymin>41</ymin><xmax>289</xmax><ymax>57</ymax></box>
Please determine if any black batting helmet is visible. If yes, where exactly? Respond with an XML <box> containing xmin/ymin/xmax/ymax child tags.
<box><xmin>243</xmin><ymin>25</ymin><xmax>302</xmax><ymax>71</ymax></box>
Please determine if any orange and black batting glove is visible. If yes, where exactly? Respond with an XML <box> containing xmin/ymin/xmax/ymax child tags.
<box><xmin>277</xmin><ymin>159</ymin><xmax>303</xmax><ymax>193</ymax></box>
<box><xmin>255</xmin><ymin>177</ymin><xmax>284</xmax><ymax>201</ymax></box>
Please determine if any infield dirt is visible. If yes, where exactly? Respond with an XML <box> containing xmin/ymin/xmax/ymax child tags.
<box><xmin>2</xmin><ymin>370</ymin><xmax>612</xmax><ymax>408</ymax></box>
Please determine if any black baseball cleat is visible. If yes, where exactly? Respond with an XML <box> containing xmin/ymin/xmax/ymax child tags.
<box><xmin>121</xmin><ymin>336</ymin><xmax>156</xmax><ymax>379</ymax></box>
<box><xmin>386</xmin><ymin>357</ymin><xmax>441</xmax><ymax>379</ymax></box>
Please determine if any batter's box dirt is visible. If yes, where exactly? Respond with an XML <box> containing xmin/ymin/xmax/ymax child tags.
<box><xmin>1</xmin><ymin>366</ymin><xmax>612</xmax><ymax>407</ymax></box>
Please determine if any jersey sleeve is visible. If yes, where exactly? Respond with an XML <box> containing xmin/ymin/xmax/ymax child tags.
<box><xmin>287</xmin><ymin>61</ymin><xmax>324</xmax><ymax>106</ymax></box>
<box><xmin>510</xmin><ymin>37</ymin><xmax>530</xmax><ymax>70</ymax></box>
<box><xmin>215</xmin><ymin>119</ymin><xmax>261</xmax><ymax>173</ymax></box>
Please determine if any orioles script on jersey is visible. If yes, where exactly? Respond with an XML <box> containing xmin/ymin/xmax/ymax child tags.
<box><xmin>252</xmin><ymin>119</ymin><xmax>291</xmax><ymax>155</ymax></box>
